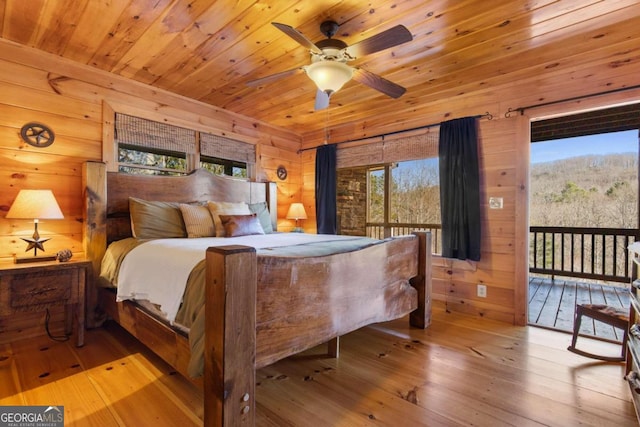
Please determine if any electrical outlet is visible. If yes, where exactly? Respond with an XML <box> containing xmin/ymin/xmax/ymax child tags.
<box><xmin>477</xmin><ymin>284</ymin><xmax>487</xmax><ymax>298</ymax></box>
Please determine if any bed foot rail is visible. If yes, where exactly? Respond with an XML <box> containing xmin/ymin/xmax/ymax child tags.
<box><xmin>409</xmin><ymin>231</ymin><xmax>432</xmax><ymax>329</ymax></box>
<box><xmin>205</xmin><ymin>245</ymin><xmax>257</xmax><ymax>426</ymax></box>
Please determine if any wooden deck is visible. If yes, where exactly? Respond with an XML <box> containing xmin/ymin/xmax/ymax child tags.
<box><xmin>529</xmin><ymin>276</ymin><xmax>630</xmax><ymax>341</ymax></box>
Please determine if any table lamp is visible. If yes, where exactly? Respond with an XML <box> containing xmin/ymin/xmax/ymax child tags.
<box><xmin>286</xmin><ymin>202</ymin><xmax>307</xmax><ymax>233</ymax></box>
<box><xmin>6</xmin><ymin>189</ymin><xmax>64</xmax><ymax>263</ymax></box>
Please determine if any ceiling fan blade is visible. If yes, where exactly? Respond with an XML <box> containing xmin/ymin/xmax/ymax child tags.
<box><xmin>246</xmin><ymin>67</ymin><xmax>303</xmax><ymax>87</ymax></box>
<box><xmin>272</xmin><ymin>22</ymin><xmax>323</xmax><ymax>54</ymax></box>
<box><xmin>314</xmin><ymin>90</ymin><xmax>330</xmax><ymax>110</ymax></box>
<box><xmin>352</xmin><ymin>68</ymin><xmax>406</xmax><ymax>98</ymax></box>
<box><xmin>344</xmin><ymin>25</ymin><xmax>412</xmax><ymax>59</ymax></box>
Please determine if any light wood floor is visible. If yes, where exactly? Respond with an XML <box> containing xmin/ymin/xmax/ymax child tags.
<box><xmin>0</xmin><ymin>303</ymin><xmax>636</xmax><ymax>426</ymax></box>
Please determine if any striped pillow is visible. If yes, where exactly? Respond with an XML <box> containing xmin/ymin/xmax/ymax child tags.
<box><xmin>179</xmin><ymin>204</ymin><xmax>215</xmax><ymax>238</ymax></box>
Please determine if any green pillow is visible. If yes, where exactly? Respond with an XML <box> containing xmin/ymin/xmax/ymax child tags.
<box><xmin>249</xmin><ymin>201</ymin><xmax>273</xmax><ymax>234</ymax></box>
<box><xmin>129</xmin><ymin>197</ymin><xmax>187</xmax><ymax>239</ymax></box>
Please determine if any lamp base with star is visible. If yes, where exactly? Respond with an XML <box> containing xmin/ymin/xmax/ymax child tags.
<box><xmin>14</xmin><ymin>221</ymin><xmax>57</xmax><ymax>264</ymax></box>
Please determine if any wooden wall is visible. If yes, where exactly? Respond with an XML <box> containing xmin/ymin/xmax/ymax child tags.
<box><xmin>0</xmin><ymin>39</ymin><xmax>302</xmax><ymax>340</ymax></box>
<box><xmin>0</xmin><ymin>38</ymin><xmax>302</xmax><ymax>264</ymax></box>
<box><xmin>431</xmin><ymin>116</ymin><xmax>527</xmax><ymax>324</ymax></box>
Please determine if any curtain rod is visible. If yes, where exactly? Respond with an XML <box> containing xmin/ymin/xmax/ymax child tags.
<box><xmin>504</xmin><ymin>84</ymin><xmax>640</xmax><ymax>118</ymax></box>
<box><xmin>298</xmin><ymin>111</ymin><xmax>493</xmax><ymax>153</ymax></box>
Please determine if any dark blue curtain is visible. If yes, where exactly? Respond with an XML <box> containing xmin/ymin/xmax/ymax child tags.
<box><xmin>438</xmin><ymin>117</ymin><xmax>481</xmax><ymax>261</ymax></box>
<box><xmin>315</xmin><ymin>144</ymin><xmax>337</xmax><ymax>234</ymax></box>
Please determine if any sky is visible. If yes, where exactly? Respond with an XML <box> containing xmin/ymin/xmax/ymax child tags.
<box><xmin>392</xmin><ymin>129</ymin><xmax>638</xmax><ymax>172</ymax></box>
<box><xmin>530</xmin><ymin>129</ymin><xmax>638</xmax><ymax>163</ymax></box>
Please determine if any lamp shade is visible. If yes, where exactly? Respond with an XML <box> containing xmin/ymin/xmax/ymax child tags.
<box><xmin>6</xmin><ymin>189</ymin><xmax>64</xmax><ymax>220</ymax></box>
<box><xmin>306</xmin><ymin>60</ymin><xmax>353</xmax><ymax>95</ymax></box>
<box><xmin>286</xmin><ymin>203</ymin><xmax>308</xmax><ymax>220</ymax></box>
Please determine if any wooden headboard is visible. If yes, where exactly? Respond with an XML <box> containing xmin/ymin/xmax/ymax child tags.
<box><xmin>105</xmin><ymin>167</ymin><xmax>277</xmax><ymax>243</ymax></box>
<box><xmin>82</xmin><ymin>161</ymin><xmax>277</xmax><ymax>326</ymax></box>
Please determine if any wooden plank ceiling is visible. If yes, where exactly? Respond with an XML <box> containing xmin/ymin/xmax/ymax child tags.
<box><xmin>2</xmin><ymin>0</ymin><xmax>640</xmax><ymax>145</ymax></box>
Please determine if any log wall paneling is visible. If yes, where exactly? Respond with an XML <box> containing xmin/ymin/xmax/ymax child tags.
<box><xmin>0</xmin><ymin>38</ymin><xmax>301</xmax><ymax>262</ymax></box>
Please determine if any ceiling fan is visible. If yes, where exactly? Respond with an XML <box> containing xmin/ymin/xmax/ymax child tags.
<box><xmin>246</xmin><ymin>20</ymin><xmax>413</xmax><ymax>110</ymax></box>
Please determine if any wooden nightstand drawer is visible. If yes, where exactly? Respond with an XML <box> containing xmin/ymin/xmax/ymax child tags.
<box><xmin>0</xmin><ymin>259</ymin><xmax>90</xmax><ymax>346</ymax></box>
<box><xmin>9</xmin><ymin>269</ymin><xmax>77</xmax><ymax>311</ymax></box>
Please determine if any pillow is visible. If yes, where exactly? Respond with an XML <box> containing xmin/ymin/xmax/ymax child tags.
<box><xmin>129</xmin><ymin>197</ymin><xmax>186</xmax><ymax>239</ymax></box>
<box><xmin>219</xmin><ymin>214</ymin><xmax>265</xmax><ymax>238</ymax></box>
<box><xmin>249</xmin><ymin>201</ymin><xmax>274</xmax><ymax>234</ymax></box>
<box><xmin>207</xmin><ymin>201</ymin><xmax>251</xmax><ymax>237</ymax></box>
<box><xmin>179</xmin><ymin>204</ymin><xmax>215</xmax><ymax>237</ymax></box>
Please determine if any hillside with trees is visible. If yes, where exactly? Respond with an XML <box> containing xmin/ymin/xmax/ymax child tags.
<box><xmin>366</xmin><ymin>153</ymin><xmax>637</xmax><ymax>229</ymax></box>
<box><xmin>530</xmin><ymin>153</ymin><xmax>638</xmax><ymax>228</ymax></box>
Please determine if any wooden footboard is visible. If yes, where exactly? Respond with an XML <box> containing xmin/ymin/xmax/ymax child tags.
<box><xmin>204</xmin><ymin>232</ymin><xmax>431</xmax><ymax>426</ymax></box>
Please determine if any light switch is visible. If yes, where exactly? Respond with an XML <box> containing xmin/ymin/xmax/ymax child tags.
<box><xmin>489</xmin><ymin>197</ymin><xmax>503</xmax><ymax>209</ymax></box>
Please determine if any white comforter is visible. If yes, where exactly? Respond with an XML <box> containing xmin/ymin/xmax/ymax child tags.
<box><xmin>116</xmin><ymin>233</ymin><xmax>367</xmax><ymax>323</ymax></box>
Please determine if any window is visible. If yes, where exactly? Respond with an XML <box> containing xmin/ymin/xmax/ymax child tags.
<box><xmin>367</xmin><ymin>167</ymin><xmax>385</xmax><ymax>223</ymax></box>
<box><xmin>200</xmin><ymin>132</ymin><xmax>253</xmax><ymax>178</ymax></box>
<box><xmin>114</xmin><ymin>113</ymin><xmax>254</xmax><ymax>177</ymax></box>
<box><xmin>528</xmin><ymin>121</ymin><xmax>639</xmax><ymax>286</ymax></box>
<box><xmin>118</xmin><ymin>145</ymin><xmax>186</xmax><ymax>175</ymax></box>
<box><xmin>365</xmin><ymin>159</ymin><xmax>441</xmax><ymax>240</ymax></box>
<box><xmin>336</xmin><ymin>129</ymin><xmax>442</xmax><ymax>252</ymax></box>
<box><xmin>530</xmin><ymin>129</ymin><xmax>638</xmax><ymax>228</ymax></box>
<box><xmin>390</xmin><ymin>158</ymin><xmax>441</xmax><ymax>226</ymax></box>
<box><xmin>200</xmin><ymin>156</ymin><xmax>247</xmax><ymax>178</ymax></box>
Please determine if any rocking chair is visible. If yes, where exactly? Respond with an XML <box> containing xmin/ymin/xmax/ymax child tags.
<box><xmin>567</xmin><ymin>303</ymin><xmax>629</xmax><ymax>362</ymax></box>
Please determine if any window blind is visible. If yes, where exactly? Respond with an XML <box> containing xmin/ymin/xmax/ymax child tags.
<box><xmin>532</xmin><ymin>103</ymin><xmax>640</xmax><ymax>142</ymax></box>
<box><xmin>200</xmin><ymin>132</ymin><xmax>256</xmax><ymax>164</ymax></box>
<box><xmin>115</xmin><ymin>113</ymin><xmax>196</xmax><ymax>154</ymax></box>
<box><xmin>337</xmin><ymin>129</ymin><xmax>439</xmax><ymax>168</ymax></box>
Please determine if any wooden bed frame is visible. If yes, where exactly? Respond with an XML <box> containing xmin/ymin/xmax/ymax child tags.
<box><xmin>82</xmin><ymin>161</ymin><xmax>432</xmax><ymax>426</ymax></box>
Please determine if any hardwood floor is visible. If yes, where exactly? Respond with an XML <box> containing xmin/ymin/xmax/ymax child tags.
<box><xmin>0</xmin><ymin>302</ymin><xmax>636</xmax><ymax>426</ymax></box>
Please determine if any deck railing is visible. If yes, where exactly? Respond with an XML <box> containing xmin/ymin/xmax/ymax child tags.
<box><xmin>529</xmin><ymin>226</ymin><xmax>640</xmax><ymax>283</ymax></box>
<box><xmin>366</xmin><ymin>223</ymin><xmax>639</xmax><ymax>283</ymax></box>
<box><xmin>366</xmin><ymin>223</ymin><xmax>442</xmax><ymax>254</ymax></box>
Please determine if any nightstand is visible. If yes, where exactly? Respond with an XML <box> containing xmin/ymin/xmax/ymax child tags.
<box><xmin>0</xmin><ymin>258</ymin><xmax>90</xmax><ymax>347</ymax></box>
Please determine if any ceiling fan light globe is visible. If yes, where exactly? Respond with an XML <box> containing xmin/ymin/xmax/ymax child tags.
<box><xmin>306</xmin><ymin>61</ymin><xmax>353</xmax><ymax>94</ymax></box>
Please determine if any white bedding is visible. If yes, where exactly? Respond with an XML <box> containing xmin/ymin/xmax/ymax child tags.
<box><xmin>116</xmin><ymin>233</ymin><xmax>369</xmax><ymax>322</ymax></box>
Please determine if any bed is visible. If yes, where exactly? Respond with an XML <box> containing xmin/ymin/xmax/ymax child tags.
<box><xmin>82</xmin><ymin>161</ymin><xmax>432</xmax><ymax>426</ymax></box>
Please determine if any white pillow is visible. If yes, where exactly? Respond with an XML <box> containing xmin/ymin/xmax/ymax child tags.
<box><xmin>207</xmin><ymin>201</ymin><xmax>251</xmax><ymax>237</ymax></box>
<box><xmin>179</xmin><ymin>204</ymin><xmax>215</xmax><ymax>238</ymax></box>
